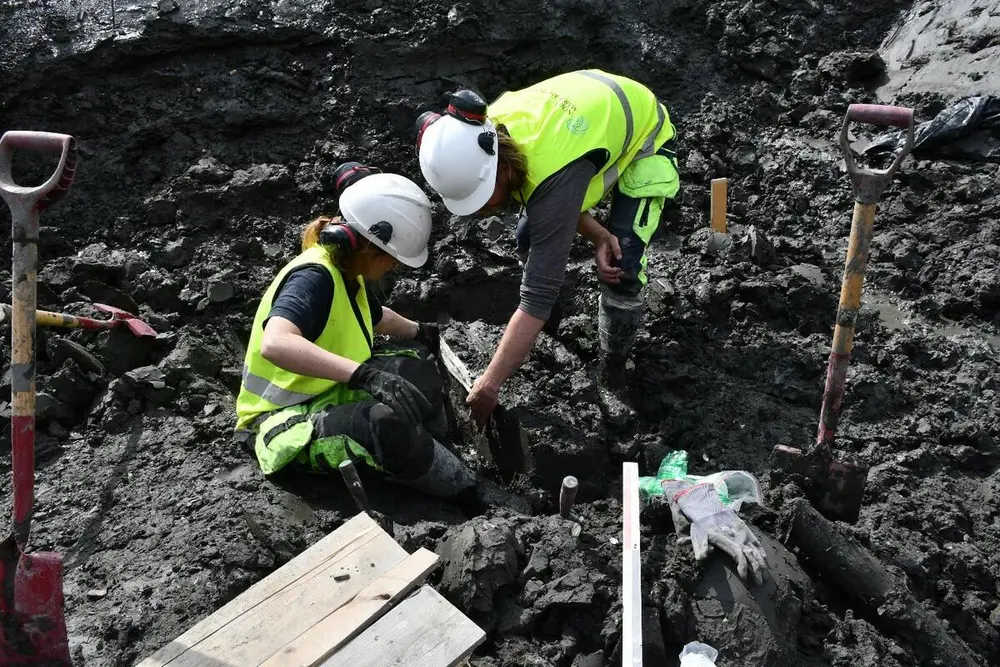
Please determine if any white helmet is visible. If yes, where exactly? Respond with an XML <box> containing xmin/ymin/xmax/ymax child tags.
<box><xmin>416</xmin><ymin>91</ymin><xmax>499</xmax><ymax>216</ymax></box>
<box><xmin>339</xmin><ymin>172</ymin><xmax>433</xmax><ymax>268</ymax></box>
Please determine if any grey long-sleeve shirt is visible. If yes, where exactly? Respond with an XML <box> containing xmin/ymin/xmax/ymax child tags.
<box><xmin>518</xmin><ymin>157</ymin><xmax>598</xmax><ymax>320</ymax></box>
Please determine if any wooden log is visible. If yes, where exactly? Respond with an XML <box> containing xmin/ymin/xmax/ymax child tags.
<box><xmin>622</xmin><ymin>462</ymin><xmax>643</xmax><ymax>667</ymax></box>
<box><xmin>785</xmin><ymin>498</ymin><xmax>979</xmax><ymax>667</ymax></box>
<box><xmin>710</xmin><ymin>178</ymin><xmax>727</xmax><ymax>233</ymax></box>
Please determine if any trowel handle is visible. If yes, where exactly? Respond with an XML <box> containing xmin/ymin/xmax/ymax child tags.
<box><xmin>846</xmin><ymin>104</ymin><xmax>913</xmax><ymax>128</ymax></box>
<box><xmin>0</xmin><ymin>131</ymin><xmax>78</xmax><ymax>211</ymax></box>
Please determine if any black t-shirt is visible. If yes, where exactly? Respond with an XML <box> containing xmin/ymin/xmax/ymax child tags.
<box><xmin>264</xmin><ymin>265</ymin><xmax>383</xmax><ymax>342</ymax></box>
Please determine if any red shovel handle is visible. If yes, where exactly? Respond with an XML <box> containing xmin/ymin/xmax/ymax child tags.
<box><xmin>0</xmin><ymin>131</ymin><xmax>78</xmax><ymax>211</ymax></box>
<box><xmin>845</xmin><ymin>104</ymin><xmax>914</xmax><ymax>128</ymax></box>
<box><xmin>839</xmin><ymin>104</ymin><xmax>916</xmax><ymax>204</ymax></box>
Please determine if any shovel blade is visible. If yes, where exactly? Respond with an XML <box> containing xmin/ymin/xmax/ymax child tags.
<box><xmin>769</xmin><ymin>445</ymin><xmax>869</xmax><ymax>523</ymax></box>
<box><xmin>93</xmin><ymin>303</ymin><xmax>157</xmax><ymax>337</ymax></box>
<box><xmin>0</xmin><ymin>546</ymin><xmax>71</xmax><ymax>665</ymax></box>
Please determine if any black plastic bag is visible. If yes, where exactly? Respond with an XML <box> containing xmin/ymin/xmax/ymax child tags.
<box><xmin>863</xmin><ymin>95</ymin><xmax>1000</xmax><ymax>158</ymax></box>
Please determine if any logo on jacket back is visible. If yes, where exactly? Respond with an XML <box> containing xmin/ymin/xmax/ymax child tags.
<box><xmin>566</xmin><ymin>116</ymin><xmax>589</xmax><ymax>136</ymax></box>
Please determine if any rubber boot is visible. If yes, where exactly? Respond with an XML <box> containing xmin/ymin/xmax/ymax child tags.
<box><xmin>390</xmin><ymin>437</ymin><xmax>476</xmax><ymax>499</ymax></box>
<box><xmin>597</xmin><ymin>289</ymin><xmax>644</xmax><ymax>391</ymax></box>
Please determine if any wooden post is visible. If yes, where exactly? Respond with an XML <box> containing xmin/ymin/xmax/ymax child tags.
<box><xmin>710</xmin><ymin>178</ymin><xmax>727</xmax><ymax>233</ymax></box>
<box><xmin>622</xmin><ymin>462</ymin><xmax>642</xmax><ymax>667</ymax></box>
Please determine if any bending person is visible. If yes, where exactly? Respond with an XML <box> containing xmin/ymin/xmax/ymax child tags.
<box><xmin>234</xmin><ymin>162</ymin><xmax>475</xmax><ymax>501</ymax></box>
<box><xmin>415</xmin><ymin>69</ymin><xmax>680</xmax><ymax>425</ymax></box>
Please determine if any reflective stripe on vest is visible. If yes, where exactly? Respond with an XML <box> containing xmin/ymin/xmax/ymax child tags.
<box><xmin>488</xmin><ymin>69</ymin><xmax>675</xmax><ymax>210</ymax></box>
<box><xmin>235</xmin><ymin>244</ymin><xmax>374</xmax><ymax>430</ymax></box>
<box><xmin>241</xmin><ymin>363</ymin><xmax>315</xmax><ymax>409</ymax></box>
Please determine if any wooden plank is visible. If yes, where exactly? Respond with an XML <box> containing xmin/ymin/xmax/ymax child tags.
<box><xmin>136</xmin><ymin>513</ymin><xmax>407</xmax><ymax>667</ymax></box>
<box><xmin>261</xmin><ymin>548</ymin><xmax>441</xmax><ymax>667</ymax></box>
<box><xmin>710</xmin><ymin>177</ymin><xmax>727</xmax><ymax>233</ymax></box>
<box><xmin>622</xmin><ymin>462</ymin><xmax>643</xmax><ymax>667</ymax></box>
<box><xmin>321</xmin><ymin>585</ymin><xmax>486</xmax><ymax>667</ymax></box>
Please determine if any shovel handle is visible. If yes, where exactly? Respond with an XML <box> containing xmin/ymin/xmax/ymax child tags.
<box><xmin>845</xmin><ymin>104</ymin><xmax>914</xmax><ymax>128</ymax></box>
<box><xmin>839</xmin><ymin>104</ymin><xmax>915</xmax><ymax>204</ymax></box>
<box><xmin>0</xmin><ymin>131</ymin><xmax>78</xmax><ymax>211</ymax></box>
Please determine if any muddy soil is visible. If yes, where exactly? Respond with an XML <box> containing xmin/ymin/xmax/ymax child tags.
<box><xmin>2</xmin><ymin>0</ymin><xmax>999</xmax><ymax>665</ymax></box>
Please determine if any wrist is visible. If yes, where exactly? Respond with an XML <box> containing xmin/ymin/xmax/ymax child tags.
<box><xmin>411</xmin><ymin>320</ymin><xmax>422</xmax><ymax>339</ymax></box>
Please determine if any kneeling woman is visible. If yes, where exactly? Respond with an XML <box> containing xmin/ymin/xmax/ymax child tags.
<box><xmin>234</xmin><ymin>163</ymin><xmax>475</xmax><ymax>499</ymax></box>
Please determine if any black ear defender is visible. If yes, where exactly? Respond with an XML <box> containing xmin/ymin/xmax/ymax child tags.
<box><xmin>319</xmin><ymin>222</ymin><xmax>360</xmax><ymax>251</ymax></box>
<box><xmin>415</xmin><ymin>89</ymin><xmax>496</xmax><ymax>156</ymax></box>
<box><xmin>322</xmin><ymin>161</ymin><xmax>383</xmax><ymax>251</ymax></box>
<box><xmin>332</xmin><ymin>161</ymin><xmax>381</xmax><ymax>197</ymax></box>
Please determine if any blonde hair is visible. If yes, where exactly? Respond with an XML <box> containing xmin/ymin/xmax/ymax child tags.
<box><xmin>301</xmin><ymin>215</ymin><xmax>391</xmax><ymax>279</ymax></box>
<box><xmin>497</xmin><ymin>126</ymin><xmax>528</xmax><ymax>192</ymax></box>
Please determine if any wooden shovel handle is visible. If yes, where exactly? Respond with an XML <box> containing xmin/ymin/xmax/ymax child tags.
<box><xmin>0</xmin><ymin>131</ymin><xmax>78</xmax><ymax>210</ymax></box>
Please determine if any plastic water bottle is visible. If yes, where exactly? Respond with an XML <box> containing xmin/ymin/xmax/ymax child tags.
<box><xmin>679</xmin><ymin>641</ymin><xmax>719</xmax><ymax>666</ymax></box>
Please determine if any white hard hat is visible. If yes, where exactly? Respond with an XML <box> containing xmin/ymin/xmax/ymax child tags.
<box><xmin>417</xmin><ymin>102</ymin><xmax>499</xmax><ymax>216</ymax></box>
<box><xmin>338</xmin><ymin>172</ymin><xmax>433</xmax><ymax>268</ymax></box>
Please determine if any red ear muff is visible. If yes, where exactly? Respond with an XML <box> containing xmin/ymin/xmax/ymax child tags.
<box><xmin>415</xmin><ymin>111</ymin><xmax>441</xmax><ymax>149</ymax></box>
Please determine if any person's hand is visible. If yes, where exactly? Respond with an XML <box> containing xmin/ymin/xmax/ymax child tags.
<box><xmin>348</xmin><ymin>362</ymin><xmax>432</xmax><ymax>426</ymax></box>
<box><xmin>595</xmin><ymin>233</ymin><xmax>625</xmax><ymax>284</ymax></box>
<box><xmin>466</xmin><ymin>375</ymin><xmax>500</xmax><ymax>429</ymax></box>
<box><xmin>414</xmin><ymin>322</ymin><xmax>440</xmax><ymax>355</ymax></box>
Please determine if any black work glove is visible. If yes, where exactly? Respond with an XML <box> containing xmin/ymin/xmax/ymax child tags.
<box><xmin>414</xmin><ymin>322</ymin><xmax>440</xmax><ymax>355</ymax></box>
<box><xmin>348</xmin><ymin>362</ymin><xmax>432</xmax><ymax>426</ymax></box>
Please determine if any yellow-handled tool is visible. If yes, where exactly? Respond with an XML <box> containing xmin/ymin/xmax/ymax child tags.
<box><xmin>771</xmin><ymin>103</ymin><xmax>916</xmax><ymax>523</ymax></box>
<box><xmin>0</xmin><ymin>302</ymin><xmax>156</xmax><ymax>337</ymax></box>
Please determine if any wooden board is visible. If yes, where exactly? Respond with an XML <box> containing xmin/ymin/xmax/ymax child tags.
<box><xmin>321</xmin><ymin>585</ymin><xmax>486</xmax><ymax>667</ymax></box>
<box><xmin>710</xmin><ymin>177</ymin><xmax>728</xmax><ymax>233</ymax></box>
<box><xmin>621</xmin><ymin>462</ymin><xmax>643</xmax><ymax>667</ymax></box>
<box><xmin>136</xmin><ymin>513</ymin><xmax>408</xmax><ymax>667</ymax></box>
<box><xmin>260</xmin><ymin>548</ymin><xmax>440</xmax><ymax>667</ymax></box>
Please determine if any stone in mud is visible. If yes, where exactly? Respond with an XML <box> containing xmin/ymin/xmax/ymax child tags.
<box><xmin>99</xmin><ymin>328</ymin><xmax>156</xmax><ymax>377</ymax></box>
<box><xmin>207</xmin><ymin>279</ymin><xmax>236</xmax><ymax>303</ymax></box>
<box><xmin>437</xmin><ymin>519</ymin><xmax>520</xmax><ymax>625</ymax></box>
<box><xmin>184</xmin><ymin>155</ymin><xmax>233</xmax><ymax>185</ymax></box>
<box><xmin>156</xmin><ymin>237</ymin><xmax>196</xmax><ymax>269</ymax></box>
<box><xmin>531</xmin><ymin>567</ymin><xmax>604</xmax><ymax>638</ymax></box>
<box><xmin>817</xmin><ymin>50</ymin><xmax>887</xmax><ymax>83</ymax></box>
<box><xmin>161</xmin><ymin>334</ymin><xmax>223</xmax><ymax>380</ymax></box>
<box><xmin>35</xmin><ymin>392</ymin><xmax>73</xmax><ymax>424</ymax></box>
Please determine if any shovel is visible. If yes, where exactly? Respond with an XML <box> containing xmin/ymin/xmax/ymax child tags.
<box><xmin>0</xmin><ymin>130</ymin><xmax>78</xmax><ymax>665</ymax></box>
<box><xmin>0</xmin><ymin>302</ymin><xmax>157</xmax><ymax>337</ymax></box>
<box><xmin>770</xmin><ymin>104</ymin><xmax>915</xmax><ymax>523</ymax></box>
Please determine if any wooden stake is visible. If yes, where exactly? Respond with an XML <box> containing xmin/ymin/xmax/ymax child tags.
<box><xmin>710</xmin><ymin>177</ymin><xmax>728</xmax><ymax>233</ymax></box>
<box><xmin>622</xmin><ymin>462</ymin><xmax>642</xmax><ymax>667</ymax></box>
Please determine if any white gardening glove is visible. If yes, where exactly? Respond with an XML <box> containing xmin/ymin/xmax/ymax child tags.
<box><xmin>663</xmin><ymin>481</ymin><xmax>768</xmax><ymax>586</ymax></box>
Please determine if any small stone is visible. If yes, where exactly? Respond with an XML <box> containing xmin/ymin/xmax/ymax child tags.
<box><xmin>158</xmin><ymin>238</ymin><xmax>194</xmax><ymax>269</ymax></box>
<box><xmin>86</xmin><ymin>588</ymin><xmax>108</xmax><ymax>599</ymax></box>
<box><xmin>125</xmin><ymin>366</ymin><xmax>167</xmax><ymax>390</ymax></box>
<box><xmin>207</xmin><ymin>281</ymin><xmax>235</xmax><ymax>303</ymax></box>
<box><xmin>203</xmin><ymin>403</ymin><xmax>218</xmax><ymax>416</ymax></box>
<box><xmin>989</xmin><ymin>603</ymin><xmax>1000</xmax><ymax>628</ymax></box>
<box><xmin>790</xmin><ymin>264</ymin><xmax>825</xmax><ymax>287</ymax></box>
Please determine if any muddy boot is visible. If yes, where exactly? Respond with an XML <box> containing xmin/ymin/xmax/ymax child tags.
<box><xmin>391</xmin><ymin>437</ymin><xmax>476</xmax><ymax>499</ymax></box>
<box><xmin>597</xmin><ymin>289</ymin><xmax>643</xmax><ymax>393</ymax></box>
